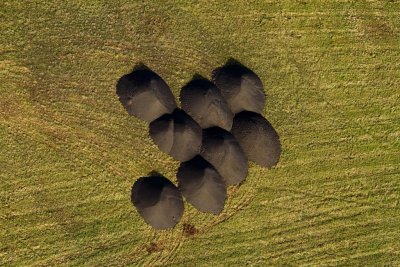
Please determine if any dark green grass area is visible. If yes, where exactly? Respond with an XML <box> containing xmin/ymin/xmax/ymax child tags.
<box><xmin>1</xmin><ymin>1</ymin><xmax>399</xmax><ymax>266</ymax></box>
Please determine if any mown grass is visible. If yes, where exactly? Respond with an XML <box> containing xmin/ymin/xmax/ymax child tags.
<box><xmin>1</xmin><ymin>0</ymin><xmax>399</xmax><ymax>266</ymax></box>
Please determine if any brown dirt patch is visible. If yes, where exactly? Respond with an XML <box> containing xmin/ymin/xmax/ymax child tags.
<box><xmin>183</xmin><ymin>223</ymin><xmax>199</xmax><ymax>237</ymax></box>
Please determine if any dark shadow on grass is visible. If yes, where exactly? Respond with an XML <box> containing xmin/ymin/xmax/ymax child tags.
<box><xmin>211</xmin><ymin>57</ymin><xmax>253</xmax><ymax>80</ymax></box>
<box><xmin>131</xmin><ymin>63</ymin><xmax>151</xmax><ymax>72</ymax></box>
<box><xmin>147</xmin><ymin>170</ymin><xmax>164</xmax><ymax>177</ymax></box>
<box><xmin>190</xmin><ymin>73</ymin><xmax>208</xmax><ymax>81</ymax></box>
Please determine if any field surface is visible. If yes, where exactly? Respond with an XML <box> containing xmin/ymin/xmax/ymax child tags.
<box><xmin>1</xmin><ymin>1</ymin><xmax>400</xmax><ymax>266</ymax></box>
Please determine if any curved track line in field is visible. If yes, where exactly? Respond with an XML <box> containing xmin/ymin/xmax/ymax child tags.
<box><xmin>106</xmin><ymin>167</ymin><xmax>265</xmax><ymax>266</ymax></box>
<box><xmin>137</xmin><ymin>167</ymin><xmax>265</xmax><ymax>266</ymax></box>
<box><xmin>102</xmin><ymin>230</ymin><xmax>157</xmax><ymax>266</ymax></box>
<box><xmin>149</xmin><ymin>231</ymin><xmax>185</xmax><ymax>266</ymax></box>
<box><xmin>136</xmin><ymin>228</ymin><xmax>181</xmax><ymax>266</ymax></box>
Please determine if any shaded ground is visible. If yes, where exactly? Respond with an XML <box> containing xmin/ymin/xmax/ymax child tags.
<box><xmin>1</xmin><ymin>0</ymin><xmax>399</xmax><ymax>266</ymax></box>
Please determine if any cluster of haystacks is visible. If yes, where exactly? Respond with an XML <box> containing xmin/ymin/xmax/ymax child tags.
<box><xmin>116</xmin><ymin>62</ymin><xmax>281</xmax><ymax>229</ymax></box>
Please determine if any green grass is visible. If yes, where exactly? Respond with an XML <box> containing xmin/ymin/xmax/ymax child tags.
<box><xmin>1</xmin><ymin>0</ymin><xmax>399</xmax><ymax>266</ymax></box>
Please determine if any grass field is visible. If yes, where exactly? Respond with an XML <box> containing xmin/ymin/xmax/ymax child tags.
<box><xmin>1</xmin><ymin>1</ymin><xmax>400</xmax><ymax>266</ymax></box>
